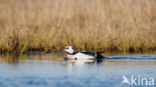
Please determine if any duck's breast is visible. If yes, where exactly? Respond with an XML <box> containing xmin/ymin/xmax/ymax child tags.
<box><xmin>67</xmin><ymin>55</ymin><xmax>73</xmax><ymax>59</ymax></box>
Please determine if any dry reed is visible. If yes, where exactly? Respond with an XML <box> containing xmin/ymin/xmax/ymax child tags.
<box><xmin>0</xmin><ymin>0</ymin><xmax>156</xmax><ymax>53</ymax></box>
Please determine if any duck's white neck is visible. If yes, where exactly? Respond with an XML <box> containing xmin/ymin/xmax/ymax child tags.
<box><xmin>66</xmin><ymin>50</ymin><xmax>76</xmax><ymax>55</ymax></box>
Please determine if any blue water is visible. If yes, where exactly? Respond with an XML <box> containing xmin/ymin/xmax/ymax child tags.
<box><xmin>0</xmin><ymin>54</ymin><xmax>156</xmax><ymax>87</ymax></box>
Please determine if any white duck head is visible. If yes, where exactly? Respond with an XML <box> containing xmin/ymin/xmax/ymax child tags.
<box><xmin>64</xmin><ymin>46</ymin><xmax>76</xmax><ymax>54</ymax></box>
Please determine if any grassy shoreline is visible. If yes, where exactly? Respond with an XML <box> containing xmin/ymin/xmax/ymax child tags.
<box><xmin>0</xmin><ymin>0</ymin><xmax>156</xmax><ymax>53</ymax></box>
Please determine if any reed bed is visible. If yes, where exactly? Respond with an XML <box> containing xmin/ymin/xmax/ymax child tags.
<box><xmin>0</xmin><ymin>0</ymin><xmax>156</xmax><ymax>53</ymax></box>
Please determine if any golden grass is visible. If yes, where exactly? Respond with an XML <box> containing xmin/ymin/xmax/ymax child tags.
<box><xmin>0</xmin><ymin>0</ymin><xmax>156</xmax><ymax>53</ymax></box>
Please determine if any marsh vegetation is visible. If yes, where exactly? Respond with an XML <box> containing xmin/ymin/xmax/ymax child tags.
<box><xmin>0</xmin><ymin>0</ymin><xmax>156</xmax><ymax>53</ymax></box>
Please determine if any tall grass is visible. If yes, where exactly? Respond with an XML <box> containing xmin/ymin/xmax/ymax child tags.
<box><xmin>0</xmin><ymin>0</ymin><xmax>156</xmax><ymax>53</ymax></box>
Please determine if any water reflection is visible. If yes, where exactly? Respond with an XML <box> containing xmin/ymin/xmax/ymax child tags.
<box><xmin>0</xmin><ymin>53</ymin><xmax>156</xmax><ymax>66</ymax></box>
<box><xmin>0</xmin><ymin>54</ymin><xmax>64</xmax><ymax>64</ymax></box>
<box><xmin>66</xmin><ymin>59</ymin><xmax>96</xmax><ymax>65</ymax></box>
<box><xmin>0</xmin><ymin>54</ymin><xmax>20</xmax><ymax>64</ymax></box>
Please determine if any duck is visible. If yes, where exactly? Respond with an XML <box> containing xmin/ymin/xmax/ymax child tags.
<box><xmin>63</xmin><ymin>46</ymin><xmax>104</xmax><ymax>60</ymax></box>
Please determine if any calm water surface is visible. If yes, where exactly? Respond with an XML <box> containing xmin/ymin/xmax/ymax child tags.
<box><xmin>0</xmin><ymin>53</ymin><xmax>156</xmax><ymax>87</ymax></box>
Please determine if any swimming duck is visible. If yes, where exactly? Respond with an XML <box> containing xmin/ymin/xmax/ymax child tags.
<box><xmin>63</xmin><ymin>46</ymin><xmax>104</xmax><ymax>60</ymax></box>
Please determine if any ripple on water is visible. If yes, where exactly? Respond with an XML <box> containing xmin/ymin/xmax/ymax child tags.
<box><xmin>0</xmin><ymin>54</ymin><xmax>156</xmax><ymax>87</ymax></box>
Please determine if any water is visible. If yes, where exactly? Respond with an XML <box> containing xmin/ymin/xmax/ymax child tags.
<box><xmin>0</xmin><ymin>53</ymin><xmax>156</xmax><ymax>87</ymax></box>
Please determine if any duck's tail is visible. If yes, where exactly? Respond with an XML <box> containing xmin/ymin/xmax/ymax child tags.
<box><xmin>96</xmin><ymin>52</ymin><xmax>105</xmax><ymax>58</ymax></box>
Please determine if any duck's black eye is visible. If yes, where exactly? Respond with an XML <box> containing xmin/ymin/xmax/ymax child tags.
<box><xmin>66</xmin><ymin>47</ymin><xmax>69</xmax><ymax>49</ymax></box>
